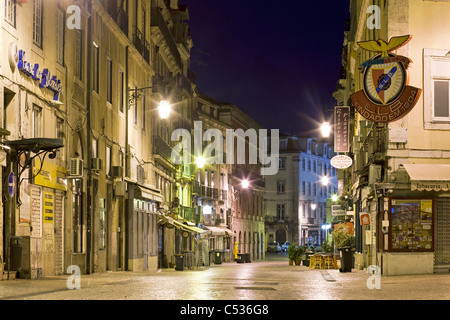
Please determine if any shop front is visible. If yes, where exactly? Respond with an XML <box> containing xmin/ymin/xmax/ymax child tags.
<box><xmin>126</xmin><ymin>182</ymin><xmax>162</xmax><ymax>272</ymax></box>
<box><xmin>204</xmin><ymin>226</ymin><xmax>234</xmax><ymax>263</ymax></box>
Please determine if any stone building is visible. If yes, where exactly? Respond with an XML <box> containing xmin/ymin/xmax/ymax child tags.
<box><xmin>264</xmin><ymin>133</ymin><xmax>337</xmax><ymax>247</ymax></box>
<box><xmin>334</xmin><ymin>0</ymin><xmax>450</xmax><ymax>275</ymax></box>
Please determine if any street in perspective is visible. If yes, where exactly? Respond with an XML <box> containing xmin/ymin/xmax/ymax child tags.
<box><xmin>1</xmin><ymin>0</ymin><xmax>450</xmax><ymax>309</ymax></box>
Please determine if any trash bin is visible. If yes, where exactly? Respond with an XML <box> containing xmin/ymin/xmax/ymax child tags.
<box><xmin>175</xmin><ymin>254</ymin><xmax>184</xmax><ymax>271</ymax></box>
<box><xmin>236</xmin><ymin>253</ymin><xmax>244</xmax><ymax>263</ymax></box>
<box><xmin>214</xmin><ymin>250</ymin><xmax>223</xmax><ymax>265</ymax></box>
<box><xmin>244</xmin><ymin>253</ymin><xmax>251</xmax><ymax>263</ymax></box>
<box><xmin>10</xmin><ymin>237</ymin><xmax>23</xmax><ymax>272</ymax></box>
<box><xmin>337</xmin><ymin>246</ymin><xmax>353</xmax><ymax>272</ymax></box>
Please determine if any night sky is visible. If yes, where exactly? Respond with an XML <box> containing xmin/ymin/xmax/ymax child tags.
<box><xmin>186</xmin><ymin>1</ymin><xmax>350</xmax><ymax>137</ymax></box>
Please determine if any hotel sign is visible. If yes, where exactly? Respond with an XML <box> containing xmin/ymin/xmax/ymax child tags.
<box><xmin>351</xmin><ymin>35</ymin><xmax>422</xmax><ymax>123</ymax></box>
<box><xmin>18</xmin><ymin>50</ymin><xmax>62</xmax><ymax>101</ymax></box>
<box><xmin>334</xmin><ymin>106</ymin><xmax>350</xmax><ymax>152</ymax></box>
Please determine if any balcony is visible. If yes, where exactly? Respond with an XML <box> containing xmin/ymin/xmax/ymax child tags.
<box><xmin>152</xmin><ymin>135</ymin><xmax>173</xmax><ymax>168</ymax></box>
<box><xmin>150</xmin><ymin>8</ymin><xmax>182</xmax><ymax>69</ymax></box>
<box><xmin>220</xmin><ymin>189</ymin><xmax>228</xmax><ymax>201</ymax></box>
<box><xmin>106</xmin><ymin>2</ymin><xmax>128</xmax><ymax>35</ymax></box>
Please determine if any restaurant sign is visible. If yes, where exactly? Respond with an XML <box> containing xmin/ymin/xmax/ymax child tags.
<box><xmin>351</xmin><ymin>35</ymin><xmax>422</xmax><ymax>123</ymax></box>
<box><xmin>18</xmin><ymin>50</ymin><xmax>62</xmax><ymax>101</ymax></box>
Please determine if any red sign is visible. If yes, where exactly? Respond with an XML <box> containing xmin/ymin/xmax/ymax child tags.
<box><xmin>360</xmin><ymin>213</ymin><xmax>371</xmax><ymax>226</ymax></box>
<box><xmin>334</xmin><ymin>106</ymin><xmax>350</xmax><ymax>153</ymax></box>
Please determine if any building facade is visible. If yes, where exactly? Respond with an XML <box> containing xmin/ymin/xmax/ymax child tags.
<box><xmin>264</xmin><ymin>134</ymin><xmax>337</xmax><ymax>247</ymax></box>
<box><xmin>334</xmin><ymin>0</ymin><xmax>450</xmax><ymax>275</ymax></box>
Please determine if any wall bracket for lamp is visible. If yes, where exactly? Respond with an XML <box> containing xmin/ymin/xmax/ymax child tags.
<box><xmin>3</xmin><ymin>138</ymin><xmax>64</xmax><ymax>206</ymax></box>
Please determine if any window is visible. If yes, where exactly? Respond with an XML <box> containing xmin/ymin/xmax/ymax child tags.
<box><xmin>99</xmin><ymin>198</ymin><xmax>106</xmax><ymax>250</ymax></box>
<box><xmin>302</xmin><ymin>204</ymin><xmax>306</xmax><ymax>218</ymax></box>
<box><xmin>307</xmin><ymin>182</ymin><xmax>311</xmax><ymax>195</ymax></box>
<box><xmin>73</xmin><ymin>179</ymin><xmax>83</xmax><ymax>253</ymax></box>
<box><xmin>142</xmin><ymin>93</ymin><xmax>146</xmax><ymax>130</ymax></box>
<box><xmin>389</xmin><ymin>199</ymin><xmax>433</xmax><ymax>252</ymax></box>
<box><xmin>33</xmin><ymin>0</ymin><xmax>43</xmax><ymax>47</ymax></box>
<box><xmin>106</xmin><ymin>58</ymin><xmax>113</xmax><ymax>103</ymax></box>
<box><xmin>279</xmin><ymin>157</ymin><xmax>286</xmax><ymax>170</ymax></box>
<box><xmin>133</xmin><ymin>86</ymin><xmax>138</xmax><ymax>124</ymax></box>
<box><xmin>276</xmin><ymin>204</ymin><xmax>285</xmax><ymax>221</ymax></box>
<box><xmin>92</xmin><ymin>138</ymin><xmax>98</xmax><ymax>158</ymax></box>
<box><xmin>307</xmin><ymin>159</ymin><xmax>311</xmax><ymax>171</ymax></box>
<box><xmin>313</xmin><ymin>183</ymin><xmax>316</xmax><ymax>196</ymax></box>
<box><xmin>5</xmin><ymin>0</ymin><xmax>16</xmax><ymax>27</ymax></box>
<box><xmin>119</xmin><ymin>70</ymin><xmax>124</xmax><ymax>113</ymax></box>
<box><xmin>302</xmin><ymin>181</ymin><xmax>306</xmax><ymax>195</ymax></box>
<box><xmin>280</xmin><ymin>140</ymin><xmax>286</xmax><ymax>149</ymax></box>
<box><xmin>75</xmin><ymin>30</ymin><xmax>83</xmax><ymax>80</ymax></box>
<box><xmin>32</xmin><ymin>104</ymin><xmax>42</xmax><ymax>138</ymax></box>
<box><xmin>93</xmin><ymin>43</ymin><xmax>99</xmax><ymax>93</ymax></box>
<box><xmin>277</xmin><ymin>180</ymin><xmax>286</xmax><ymax>194</ymax></box>
<box><xmin>424</xmin><ymin>49</ymin><xmax>450</xmax><ymax>129</ymax></box>
<box><xmin>56</xmin><ymin>117</ymin><xmax>64</xmax><ymax>139</ymax></box>
<box><xmin>302</xmin><ymin>158</ymin><xmax>305</xmax><ymax>171</ymax></box>
<box><xmin>56</xmin><ymin>9</ymin><xmax>65</xmax><ymax>64</ymax></box>
<box><xmin>106</xmin><ymin>145</ymin><xmax>112</xmax><ymax>177</ymax></box>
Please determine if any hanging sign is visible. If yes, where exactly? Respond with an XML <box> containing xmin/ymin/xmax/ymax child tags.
<box><xmin>330</xmin><ymin>155</ymin><xmax>353</xmax><ymax>169</ymax></box>
<box><xmin>360</xmin><ymin>213</ymin><xmax>371</xmax><ymax>226</ymax></box>
<box><xmin>8</xmin><ymin>171</ymin><xmax>15</xmax><ymax>198</ymax></box>
<box><xmin>334</xmin><ymin>106</ymin><xmax>350</xmax><ymax>152</ymax></box>
<box><xmin>350</xmin><ymin>35</ymin><xmax>422</xmax><ymax>123</ymax></box>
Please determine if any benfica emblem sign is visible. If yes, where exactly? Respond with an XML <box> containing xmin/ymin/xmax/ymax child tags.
<box><xmin>351</xmin><ymin>35</ymin><xmax>422</xmax><ymax>123</ymax></box>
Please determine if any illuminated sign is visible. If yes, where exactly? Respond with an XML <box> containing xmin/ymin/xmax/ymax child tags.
<box><xmin>351</xmin><ymin>35</ymin><xmax>422</xmax><ymax>123</ymax></box>
<box><xmin>18</xmin><ymin>50</ymin><xmax>62</xmax><ymax>101</ymax></box>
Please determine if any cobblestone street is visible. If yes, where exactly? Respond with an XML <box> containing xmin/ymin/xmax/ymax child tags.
<box><xmin>1</xmin><ymin>254</ymin><xmax>449</xmax><ymax>301</ymax></box>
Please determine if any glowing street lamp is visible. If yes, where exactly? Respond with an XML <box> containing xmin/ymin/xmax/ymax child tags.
<box><xmin>331</xmin><ymin>194</ymin><xmax>338</xmax><ymax>202</ymax></box>
<box><xmin>321</xmin><ymin>175</ymin><xmax>329</xmax><ymax>186</ymax></box>
<box><xmin>158</xmin><ymin>100</ymin><xmax>171</xmax><ymax>119</ymax></box>
<box><xmin>241</xmin><ymin>179</ymin><xmax>249</xmax><ymax>189</ymax></box>
<box><xmin>196</xmin><ymin>156</ymin><xmax>205</xmax><ymax>169</ymax></box>
<box><xmin>321</xmin><ymin>122</ymin><xmax>331</xmax><ymax>138</ymax></box>
<box><xmin>311</xmin><ymin>203</ymin><xmax>317</xmax><ymax>211</ymax></box>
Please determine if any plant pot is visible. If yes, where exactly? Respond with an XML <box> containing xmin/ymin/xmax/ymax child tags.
<box><xmin>289</xmin><ymin>259</ymin><xmax>294</xmax><ymax>266</ymax></box>
<box><xmin>295</xmin><ymin>259</ymin><xmax>301</xmax><ymax>266</ymax></box>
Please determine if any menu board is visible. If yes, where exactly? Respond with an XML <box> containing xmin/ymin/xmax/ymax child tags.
<box><xmin>390</xmin><ymin>199</ymin><xmax>433</xmax><ymax>251</ymax></box>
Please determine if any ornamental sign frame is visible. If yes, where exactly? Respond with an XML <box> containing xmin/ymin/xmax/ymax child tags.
<box><xmin>330</xmin><ymin>155</ymin><xmax>353</xmax><ymax>169</ymax></box>
<box><xmin>350</xmin><ymin>35</ymin><xmax>422</xmax><ymax>123</ymax></box>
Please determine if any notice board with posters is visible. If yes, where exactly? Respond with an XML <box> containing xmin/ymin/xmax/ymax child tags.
<box><xmin>389</xmin><ymin>199</ymin><xmax>433</xmax><ymax>252</ymax></box>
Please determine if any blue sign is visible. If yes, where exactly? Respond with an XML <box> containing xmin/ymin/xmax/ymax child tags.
<box><xmin>17</xmin><ymin>50</ymin><xmax>62</xmax><ymax>101</ymax></box>
<box><xmin>8</xmin><ymin>171</ymin><xmax>15</xmax><ymax>198</ymax></box>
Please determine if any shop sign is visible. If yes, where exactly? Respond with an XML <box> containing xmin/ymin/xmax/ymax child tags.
<box><xmin>360</xmin><ymin>213</ymin><xmax>371</xmax><ymax>226</ymax></box>
<box><xmin>334</xmin><ymin>106</ymin><xmax>350</xmax><ymax>152</ymax></box>
<box><xmin>331</xmin><ymin>204</ymin><xmax>346</xmax><ymax>216</ymax></box>
<box><xmin>182</xmin><ymin>231</ymin><xmax>189</xmax><ymax>238</ymax></box>
<box><xmin>33</xmin><ymin>159</ymin><xmax>67</xmax><ymax>191</ymax></box>
<box><xmin>18</xmin><ymin>50</ymin><xmax>62</xmax><ymax>101</ymax></box>
<box><xmin>331</xmin><ymin>155</ymin><xmax>353</xmax><ymax>169</ymax></box>
<box><xmin>351</xmin><ymin>35</ymin><xmax>422</xmax><ymax>123</ymax></box>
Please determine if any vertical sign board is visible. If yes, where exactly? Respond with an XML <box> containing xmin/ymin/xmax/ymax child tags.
<box><xmin>334</xmin><ymin>106</ymin><xmax>350</xmax><ymax>153</ymax></box>
<box><xmin>43</xmin><ymin>192</ymin><xmax>54</xmax><ymax>223</ymax></box>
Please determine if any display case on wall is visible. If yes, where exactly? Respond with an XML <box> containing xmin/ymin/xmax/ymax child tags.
<box><xmin>388</xmin><ymin>198</ymin><xmax>434</xmax><ymax>252</ymax></box>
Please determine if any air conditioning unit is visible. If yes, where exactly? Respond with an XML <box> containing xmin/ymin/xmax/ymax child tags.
<box><xmin>114</xmin><ymin>181</ymin><xmax>126</xmax><ymax>197</ymax></box>
<box><xmin>69</xmin><ymin>158</ymin><xmax>83</xmax><ymax>176</ymax></box>
<box><xmin>91</xmin><ymin>158</ymin><xmax>103</xmax><ymax>171</ymax></box>
<box><xmin>111</xmin><ymin>166</ymin><xmax>123</xmax><ymax>178</ymax></box>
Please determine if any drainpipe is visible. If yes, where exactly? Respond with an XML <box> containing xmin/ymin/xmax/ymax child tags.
<box><xmin>86</xmin><ymin>0</ymin><xmax>93</xmax><ymax>275</ymax></box>
<box><xmin>124</xmin><ymin>45</ymin><xmax>129</xmax><ymax>271</ymax></box>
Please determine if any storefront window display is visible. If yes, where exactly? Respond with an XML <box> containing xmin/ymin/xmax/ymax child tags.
<box><xmin>389</xmin><ymin>199</ymin><xmax>433</xmax><ymax>251</ymax></box>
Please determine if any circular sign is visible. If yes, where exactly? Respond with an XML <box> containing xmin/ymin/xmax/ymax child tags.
<box><xmin>363</xmin><ymin>54</ymin><xmax>407</xmax><ymax>106</ymax></box>
<box><xmin>330</xmin><ymin>155</ymin><xmax>353</xmax><ymax>169</ymax></box>
<box><xmin>182</xmin><ymin>231</ymin><xmax>189</xmax><ymax>238</ymax></box>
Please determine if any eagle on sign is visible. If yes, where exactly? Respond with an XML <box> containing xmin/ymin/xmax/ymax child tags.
<box><xmin>357</xmin><ymin>35</ymin><xmax>412</xmax><ymax>57</ymax></box>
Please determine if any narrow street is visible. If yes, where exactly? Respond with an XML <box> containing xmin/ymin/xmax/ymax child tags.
<box><xmin>1</xmin><ymin>253</ymin><xmax>449</xmax><ymax>301</ymax></box>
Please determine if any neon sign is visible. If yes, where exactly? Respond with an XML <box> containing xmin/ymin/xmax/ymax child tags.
<box><xmin>17</xmin><ymin>50</ymin><xmax>62</xmax><ymax>101</ymax></box>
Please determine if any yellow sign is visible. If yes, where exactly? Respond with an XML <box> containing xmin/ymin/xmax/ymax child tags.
<box><xmin>33</xmin><ymin>159</ymin><xmax>67</xmax><ymax>191</ymax></box>
<box><xmin>43</xmin><ymin>192</ymin><xmax>54</xmax><ymax>223</ymax></box>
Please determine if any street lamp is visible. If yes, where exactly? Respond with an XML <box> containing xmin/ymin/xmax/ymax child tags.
<box><xmin>241</xmin><ymin>179</ymin><xmax>249</xmax><ymax>189</ymax></box>
<box><xmin>158</xmin><ymin>100</ymin><xmax>171</xmax><ymax>119</ymax></box>
<box><xmin>311</xmin><ymin>203</ymin><xmax>317</xmax><ymax>211</ymax></box>
<box><xmin>321</xmin><ymin>175</ymin><xmax>329</xmax><ymax>186</ymax></box>
<box><xmin>321</xmin><ymin>122</ymin><xmax>331</xmax><ymax>138</ymax></box>
<box><xmin>195</xmin><ymin>156</ymin><xmax>205</xmax><ymax>169</ymax></box>
<box><xmin>331</xmin><ymin>194</ymin><xmax>338</xmax><ymax>202</ymax></box>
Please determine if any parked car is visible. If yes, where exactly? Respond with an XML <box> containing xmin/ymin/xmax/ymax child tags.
<box><xmin>267</xmin><ymin>242</ymin><xmax>281</xmax><ymax>252</ymax></box>
<box><xmin>281</xmin><ymin>242</ymin><xmax>291</xmax><ymax>252</ymax></box>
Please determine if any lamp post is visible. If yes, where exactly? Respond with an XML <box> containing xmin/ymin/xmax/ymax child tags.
<box><xmin>321</xmin><ymin>122</ymin><xmax>331</xmax><ymax>138</ymax></box>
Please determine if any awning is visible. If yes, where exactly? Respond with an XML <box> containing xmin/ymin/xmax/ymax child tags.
<box><xmin>173</xmin><ymin>219</ymin><xmax>207</xmax><ymax>234</ymax></box>
<box><xmin>204</xmin><ymin>226</ymin><xmax>234</xmax><ymax>236</ymax></box>
<box><xmin>404</xmin><ymin>164</ymin><xmax>450</xmax><ymax>191</ymax></box>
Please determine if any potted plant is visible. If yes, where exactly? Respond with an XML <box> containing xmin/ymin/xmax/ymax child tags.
<box><xmin>332</xmin><ymin>226</ymin><xmax>355</xmax><ymax>272</ymax></box>
<box><xmin>287</xmin><ymin>243</ymin><xmax>297</xmax><ymax>265</ymax></box>
<box><xmin>295</xmin><ymin>246</ymin><xmax>304</xmax><ymax>266</ymax></box>
<box><xmin>302</xmin><ymin>245</ymin><xmax>312</xmax><ymax>267</ymax></box>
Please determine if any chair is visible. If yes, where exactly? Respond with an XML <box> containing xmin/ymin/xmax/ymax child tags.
<box><xmin>322</xmin><ymin>254</ymin><xmax>334</xmax><ymax>269</ymax></box>
<box><xmin>312</xmin><ymin>254</ymin><xmax>323</xmax><ymax>269</ymax></box>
